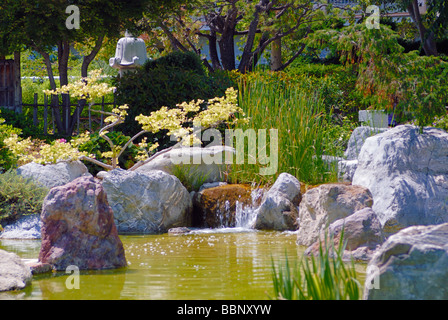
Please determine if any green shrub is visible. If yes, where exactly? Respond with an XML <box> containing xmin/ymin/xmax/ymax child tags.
<box><xmin>321</xmin><ymin>115</ymin><xmax>358</xmax><ymax>158</ymax></box>
<box><xmin>144</xmin><ymin>50</ymin><xmax>206</xmax><ymax>75</ymax></box>
<box><xmin>113</xmin><ymin>52</ymin><xmax>234</xmax><ymax>148</ymax></box>
<box><xmin>0</xmin><ymin>107</ymin><xmax>42</xmax><ymax>139</ymax></box>
<box><xmin>0</xmin><ymin>113</ymin><xmax>22</xmax><ymax>172</ymax></box>
<box><xmin>430</xmin><ymin>114</ymin><xmax>448</xmax><ymax>132</ymax></box>
<box><xmin>0</xmin><ymin>170</ymin><xmax>49</xmax><ymax>227</ymax></box>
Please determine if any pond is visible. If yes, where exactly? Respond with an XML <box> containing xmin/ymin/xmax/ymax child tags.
<box><xmin>0</xmin><ymin>229</ymin><xmax>367</xmax><ymax>300</ymax></box>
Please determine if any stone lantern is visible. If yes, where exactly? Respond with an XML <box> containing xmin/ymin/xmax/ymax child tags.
<box><xmin>109</xmin><ymin>31</ymin><xmax>148</xmax><ymax>76</ymax></box>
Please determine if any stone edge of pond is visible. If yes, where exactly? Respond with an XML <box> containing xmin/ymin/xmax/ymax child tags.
<box><xmin>22</xmin><ymin>259</ymin><xmax>55</xmax><ymax>276</ymax></box>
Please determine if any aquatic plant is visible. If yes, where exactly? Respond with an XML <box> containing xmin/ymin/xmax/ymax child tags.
<box><xmin>231</xmin><ymin>76</ymin><xmax>337</xmax><ymax>186</ymax></box>
<box><xmin>270</xmin><ymin>230</ymin><xmax>361</xmax><ymax>300</ymax></box>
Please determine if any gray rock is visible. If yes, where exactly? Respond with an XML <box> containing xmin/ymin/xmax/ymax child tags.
<box><xmin>364</xmin><ymin>223</ymin><xmax>448</xmax><ymax>300</ymax></box>
<box><xmin>253</xmin><ymin>173</ymin><xmax>301</xmax><ymax>231</ymax></box>
<box><xmin>198</xmin><ymin>182</ymin><xmax>228</xmax><ymax>192</ymax></box>
<box><xmin>0</xmin><ymin>250</ymin><xmax>32</xmax><ymax>292</ymax></box>
<box><xmin>17</xmin><ymin>160</ymin><xmax>91</xmax><ymax>189</ymax></box>
<box><xmin>352</xmin><ymin>125</ymin><xmax>448</xmax><ymax>236</ymax></box>
<box><xmin>134</xmin><ymin>146</ymin><xmax>235</xmax><ymax>184</ymax></box>
<box><xmin>345</xmin><ymin>126</ymin><xmax>388</xmax><ymax>160</ymax></box>
<box><xmin>305</xmin><ymin>208</ymin><xmax>384</xmax><ymax>261</ymax></box>
<box><xmin>0</xmin><ymin>214</ymin><xmax>41</xmax><ymax>239</ymax></box>
<box><xmin>297</xmin><ymin>184</ymin><xmax>373</xmax><ymax>247</ymax></box>
<box><xmin>338</xmin><ymin>159</ymin><xmax>358</xmax><ymax>182</ymax></box>
<box><xmin>101</xmin><ymin>169</ymin><xmax>192</xmax><ymax>234</ymax></box>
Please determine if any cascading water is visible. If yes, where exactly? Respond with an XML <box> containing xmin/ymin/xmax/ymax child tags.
<box><xmin>234</xmin><ymin>188</ymin><xmax>263</xmax><ymax>229</ymax></box>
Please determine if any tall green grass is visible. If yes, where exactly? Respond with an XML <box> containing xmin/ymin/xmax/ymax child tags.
<box><xmin>270</xmin><ymin>231</ymin><xmax>361</xmax><ymax>300</ymax></box>
<box><xmin>230</xmin><ymin>77</ymin><xmax>337</xmax><ymax>186</ymax></box>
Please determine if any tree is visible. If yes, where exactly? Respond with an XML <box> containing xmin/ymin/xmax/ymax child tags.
<box><xmin>372</xmin><ymin>0</ymin><xmax>448</xmax><ymax>56</ymax></box>
<box><xmin>304</xmin><ymin>23</ymin><xmax>448</xmax><ymax>130</ymax></box>
<box><xmin>142</xmin><ymin>0</ymin><xmax>326</xmax><ymax>73</ymax></box>
<box><xmin>0</xmin><ymin>0</ymin><xmax>155</xmax><ymax>136</ymax></box>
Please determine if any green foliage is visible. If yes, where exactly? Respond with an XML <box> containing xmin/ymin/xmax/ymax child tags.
<box><xmin>231</xmin><ymin>74</ymin><xmax>337</xmax><ymax>186</ymax></box>
<box><xmin>321</xmin><ymin>116</ymin><xmax>358</xmax><ymax>158</ymax></box>
<box><xmin>431</xmin><ymin>114</ymin><xmax>448</xmax><ymax>132</ymax></box>
<box><xmin>0</xmin><ymin>107</ymin><xmax>42</xmax><ymax>138</ymax></box>
<box><xmin>171</xmin><ymin>164</ymin><xmax>210</xmax><ymax>192</ymax></box>
<box><xmin>78</xmin><ymin>131</ymin><xmax>140</xmax><ymax>175</ymax></box>
<box><xmin>0</xmin><ymin>170</ymin><xmax>49</xmax><ymax>226</ymax></box>
<box><xmin>304</xmin><ymin>23</ymin><xmax>448</xmax><ymax>129</ymax></box>
<box><xmin>270</xmin><ymin>231</ymin><xmax>361</xmax><ymax>300</ymax></box>
<box><xmin>287</xmin><ymin>60</ymin><xmax>344</xmax><ymax>78</ymax></box>
<box><xmin>144</xmin><ymin>50</ymin><xmax>206</xmax><ymax>75</ymax></box>
<box><xmin>113</xmin><ymin>52</ymin><xmax>235</xmax><ymax>147</ymax></box>
<box><xmin>0</xmin><ymin>113</ymin><xmax>22</xmax><ymax>172</ymax></box>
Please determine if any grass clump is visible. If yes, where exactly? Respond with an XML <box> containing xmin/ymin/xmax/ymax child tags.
<box><xmin>171</xmin><ymin>164</ymin><xmax>211</xmax><ymax>192</ymax></box>
<box><xmin>0</xmin><ymin>170</ymin><xmax>49</xmax><ymax>227</ymax></box>
<box><xmin>270</xmin><ymin>230</ymin><xmax>361</xmax><ymax>300</ymax></box>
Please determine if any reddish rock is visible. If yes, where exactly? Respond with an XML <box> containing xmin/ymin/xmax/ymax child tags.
<box><xmin>39</xmin><ymin>176</ymin><xmax>126</xmax><ymax>271</ymax></box>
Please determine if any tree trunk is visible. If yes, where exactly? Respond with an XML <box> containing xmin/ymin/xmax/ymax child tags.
<box><xmin>270</xmin><ymin>38</ymin><xmax>282</xmax><ymax>71</ymax></box>
<box><xmin>65</xmin><ymin>35</ymin><xmax>106</xmax><ymax>136</ymax></box>
<box><xmin>408</xmin><ymin>0</ymin><xmax>438</xmax><ymax>56</ymax></box>
<box><xmin>58</xmin><ymin>40</ymin><xmax>71</xmax><ymax>135</ymax></box>
<box><xmin>218</xmin><ymin>29</ymin><xmax>236</xmax><ymax>70</ymax></box>
<box><xmin>81</xmin><ymin>35</ymin><xmax>104</xmax><ymax>78</ymax></box>
<box><xmin>37</xmin><ymin>47</ymin><xmax>64</xmax><ymax>134</ymax></box>
<box><xmin>208</xmin><ymin>30</ymin><xmax>222</xmax><ymax>70</ymax></box>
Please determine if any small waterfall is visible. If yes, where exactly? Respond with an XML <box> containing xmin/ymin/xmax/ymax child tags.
<box><xmin>233</xmin><ymin>188</ymin><xmax>264</xmax><ymax>230</ymax></box>
<box><xmin>234</xmin><ymin>201</ymin><xmax>257</xmax><ymax>229</ymax></box>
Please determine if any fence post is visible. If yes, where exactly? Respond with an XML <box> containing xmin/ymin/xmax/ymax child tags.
<box><xmin>77</xmin><ymin>102</ymin><xmax>80</xmax><ymax>135</ymax></box>
<box><xmin>100</xmin><ymin>97</ymin><xmax>104</xmax><ymax>128</ymax></box>
<box><xmin>88</xmin><ymin>103</ymin><xmax>92</xmax><ymax>132</ymax></box>
<box><xmin>33</xmin><ymin>93</ymin><xmax>38</xmax><ymax>126</ymax></box>
<box><xmin>43</xmin><ymin>94</ymin><xmax>48</xmax><ymax>135</ymax></box>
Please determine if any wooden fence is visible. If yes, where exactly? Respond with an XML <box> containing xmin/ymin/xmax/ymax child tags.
<box><xmin>0</xmin><ymin>58</ymin><xmax>21</xmax><ymax>110</ymax></box>
<box><xmin>21</xmin><ymin>93</ymin><xmax>117</xmax><ymax>135</ymax></box>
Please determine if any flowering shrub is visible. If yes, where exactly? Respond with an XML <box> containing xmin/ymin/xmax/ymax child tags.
<box><xmin>4</xmin><ymin>133</ymin><xmax>92</xmax><ymax>165</ymax></box>
<box><xmin>6</xmin><ymin>70</ymin><xmax>246</xmax><ymax>171</ymax></box>
<box><xmin>0</xmin><ymin>113</ymin><xmax>22</xmax><ymax>171</ymax></box>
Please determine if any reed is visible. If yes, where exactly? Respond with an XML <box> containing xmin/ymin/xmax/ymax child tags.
<box><xmin>230</xmin><ymin>76</ymin><xmax>338</xmax><ymax>186</ymax></box>
<box><xmin>270</xmin><ymin>230</ymin><xmax>361</xmax><ymax>300</ymax></box>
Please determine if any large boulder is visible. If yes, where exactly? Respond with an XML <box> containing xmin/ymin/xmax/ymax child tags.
<box><xmin>352</xmin><ymin>125</ymin><xmax>448</xmax><ymax>236</ymax></box>
<box><xmin>297</xmin><ymin>183</ymin><xmax>373</xmax><ymax>247</ymax></box>
<box><xmin>192</xmin><ymin>184</ymin><xmax>258</xmax><ymax>228</ymax></box>
<box><xmin>253</xmin><ymin>173</ymin><xmax>302</xmax><ymax>231</ymax></box>
<box><xmin>17</xmin><ymin>160</ymin><xmax>91</xmax><ymax>189</ymax></box>
<box><xmin>364</xmin><ymin>223</ymin><xmax>448</xmax><ymax>300</ymax></box>
<box><xmin>305</xmin><ymin>207</ymin><xmax>385</xmax><ymax>261</ymax></box>
<box><xmin>0</xmin><ymin>250</ymin><xmax>32</xmax><ymax>292</ymax></box>
<box><xmin>39</xmin><ymin>176</ymin><xmax>127</xmax><ymax>271</ymax></box>
<box><xmin>134</xmin><ymin>146</ymin><xmax>235</xmax><ymax>184</ymax></box>
<box><xmin>100</xmin><ymin>169</ymin><xmax>192</xmax><ymax>234</ymax></box>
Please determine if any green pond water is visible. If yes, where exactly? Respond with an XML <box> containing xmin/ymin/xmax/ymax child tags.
<box><xmin>0</xmin><ymin>229</ymin><xmax>367</xmax><ymax>300</ymax></box>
